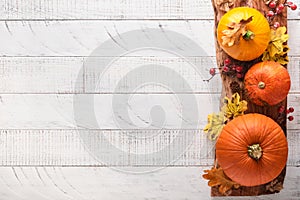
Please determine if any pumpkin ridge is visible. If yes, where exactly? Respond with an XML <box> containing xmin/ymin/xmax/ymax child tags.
<box><xmin>216</xmin><ymin>114</ymin><xmax>288</xmax><ymax>186</ymax></box>
<box><xmin>244</xmin><ymin>61</ymin><xmax>290</xmax><ymax>106</ymax></box>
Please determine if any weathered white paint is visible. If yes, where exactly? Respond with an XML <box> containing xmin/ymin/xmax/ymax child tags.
<box><xmin>0</xmin><ymin>167</ymin><xmax>298</xmax><ymax>200</ymax></box>
<box><xmin>0</xmin><ymin>129</ymin><xmax>298</xmax><ymax>166</ymax></box>
<box><xmin>0</xmin><ymin>94</ymin><xmax>220</xmax><ymax>129</ymax></box>
<box><xmin>0</xmin><ymin>0</ymin><xmax>299</xmax><ymax>20</ymax></box>
<box><xmin>1</xmin><ymin>94</ymin><xmax>300</xmax><ymax>129</ymax></box>
<box><xmin>0</xmin><ymin>20</ymin><xmax>300</xmax><ymax>57</ymax></box>
<box><xmin>1</xmin><ymin>56</ymin><xmax>300</xmax><ymax>94</ymax></box>
<box><xmin>0</xmin><ymin>57</ymin><xmax>84</xmax><ymax>93</ymax></box>
<box><xmin>0</xmin><ymin>0</ymin><xmax>299</xmax><ymax>198</ymax></box>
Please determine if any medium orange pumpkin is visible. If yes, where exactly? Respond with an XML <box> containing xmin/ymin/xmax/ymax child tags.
<box><xmin>244</xmin><ymin>61</ymin><xmax>291</xmax><ymax>106</ymax></box>
<box><xmin>217</xmin><ymin>7</ymin><xmax>270</xmax><ymax>61</ymax></box>
<box><xmin>216</xmin><ymin>114</ymin><xmax>288</xmax><ymax>186</ymax></box>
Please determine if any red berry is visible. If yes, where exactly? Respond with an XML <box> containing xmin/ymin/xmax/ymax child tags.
<box><xmin>276</xmin><ymin>7</ymin><xmax>282</xmax><ymax>14</ymax></box>
<box><xmin>273</xmin><ymin>22</ymin><xmax>280</xmax><ymax>28</ymax></box>
<box><xmin>236</xmin><ymin>73</ymin><xmax>243</xmax><ymax>79</ymax></box>
<box><xmin>224</xmin><ymin>58</ymin><xmax>231</xmax><ymax>66</ymax></box>
<box><xmin>267</xmin><ymin>10</ymin><xmax>275</xmax><ymax>17</ymax></box>
<box><xmin>223</xmin><ymin>66</ymin><xmax>229</xmax><ymax>72</ymax></box>
<box><xmin>269</xmin><ymin>2</ymin><xmax>277</xmax><ymax>8</ymax></box>
<box><xmin>289</xmin><ymin>107</ymin><xmax>295</xmax><ymax>113</ymax></box>
<box><xmin>286</xmin><ymin>109</ymin><xmax>290</xmax><ymax>114</ymax></box>
<box><xmin>209</xmin><ymin>68</ymin><xmax>216</xmax><ymax>76</ymax></box>
<box><xmin>235</xmin><ymin>66</ymin><xmax>243</xmax><ymax>73</ymax></box>
<box><xmin>288</xmin><ymin>116</ymin><xmax>294</xmax><ymax>121</ymax></box>
<box><xmin>290</xmin><ymin>4</ymin><xmax>297</xmax><ymax>10</ymax></box>
<box><xmin>278</xmin><ymin>3</ymin><xmax>285</xmax><ymax>10</ymax></box>
<box><xmin>278</xmin><ymin>106</ymin><xmax>285</xmax><ymax>113</ymax></box>
<box><xmin>287</xmin><ymin>1</ymin><xmax>293</xmax><ymax>6</ymax></box>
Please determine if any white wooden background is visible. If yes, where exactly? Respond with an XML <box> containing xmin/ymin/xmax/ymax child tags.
<box><xmin>0</xmin><ymin>0</ymin><xmax>299</xmax><ymax>199</ymax></box>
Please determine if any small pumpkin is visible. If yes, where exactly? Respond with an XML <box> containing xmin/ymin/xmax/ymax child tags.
<box><xmin>244</xmin><ymin>61</ymin><xmax>291</xmax><ymax>106</ymax></box>
<box><xmin>217</xmin><ymin>7</ymin><xmax>270</xmax><ymax>61</ymax></box>
<box><xmin>216</xmin><ymin>114</ymin><xmax>288</xmax><ymax>187</ymax></box>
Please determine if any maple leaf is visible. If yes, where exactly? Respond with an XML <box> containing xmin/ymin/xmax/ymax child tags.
<box><xmin>222</xmin><ymin>93</ymin><xmax>247</xmax><ymax>119</ymax></box>
<box><xmin>203</xmin><ymin>167</ymin><xmax>240</xmax><ymax>195</ymax></box>
<box><xmin>221</xmin><ymin>17</ymin><xmax>253</xmax><ymax>47</ymax></box>
<box><xmin>262</xmin><ymin>26</ymin><xmax>289</xmax><ymax>65</ymax></box>
<box><xmin>203</xmin><ymin>112</ymin><xmax>225</xmax><ymax>140</ymax></box>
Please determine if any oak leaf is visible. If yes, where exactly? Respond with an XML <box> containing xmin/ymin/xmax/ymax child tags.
<box><xmin>221</xmin><ymin>17</ymin><xmax>253</xmax><ymax>47</ymax></box>
<box><xmin>203</xmin><ymin>167</ymin><xmax>240</xmax><ymax>195</ymax></box>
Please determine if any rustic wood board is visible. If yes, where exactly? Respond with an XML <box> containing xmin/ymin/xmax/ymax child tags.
<box><xmin>0</xmin><ymin>0</ymin><xmax>299</xmax><ymax>199</ymax></box>
<box><xmin>209</xmin><ymin>0</ymin><xmax>295</xmax><ymax>196</ymax></box>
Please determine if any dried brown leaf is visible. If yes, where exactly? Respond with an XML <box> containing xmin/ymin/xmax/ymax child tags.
<box><xmin>266</xmin><ymin>179</ymin><xmax>283</xmax><ymax>192</ymax></box>
<box><xmin>215</xmin><ymin>0</ymin><xmax>234</xmax><ymax>12</ymax></box>
<box><xmin>203</xmin><ymin>167</ymin><xmax>240</xmax><ymax>195</ymax></box>
<box><xmin>221</xmin><ymin>16</ymin><xmax>253</xmax><ymax>47</ymax></box>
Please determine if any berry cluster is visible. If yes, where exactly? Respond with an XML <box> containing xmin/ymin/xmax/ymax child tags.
<box><xmin>222</xmin><ymin>58</ymin><xmax>244</xmax><ymax>79</ymax></box>
<box><xmin>267</xmin><ymin>1</ymin><xmax>298</xmax><ymax>28</ymax></box>
<box><xmin>278</xmin><ymin>105</ymin><xmax>295</xmax><ymax>121</ymax></box>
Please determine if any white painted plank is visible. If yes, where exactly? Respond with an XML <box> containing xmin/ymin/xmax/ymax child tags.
<box><xmin>0</xmin><ymin>0</ymin><xmax>299</xmax><ymax>20</ymax></box>
<box><xmin>0</xmin><ymin>94</ymin><xmax>220</xmax><ymax>129</ymax></box>
<box><xmin>0</xmin><ymin>167</ymin><xmax>299</xmax><ymax>200</ymax></box>
<box><xmin>0</xmin><ymin>129</ymin><xmax>215</xmax><ymax>166</ymax></box>
<box><xmin>2</xmin><ymin>56</ymin><xmax>300</xmax><ymax>93</ymax></box>
<box><xmin>0</xmin><ymin>57</ymin><xmax>84</xmax><ymax>93</ymax></box>
<box><xmin>0</xmin><ymin>20</ymin><xmax>299</xmax><ymax>57</ymax></box>
<box><xmin>0</xmin><ymin>129</ymin><xmax>298</xmax><ymax>166</ymax></box>
<box><xmin>0</xmin><ymin>56</ymin><xmax>221</xmax><ymax>94</ymax></box>
<box><xmin>1</xmin><ymin>93</ymin><xmax>300</xmax><ymax>130</ymax></box>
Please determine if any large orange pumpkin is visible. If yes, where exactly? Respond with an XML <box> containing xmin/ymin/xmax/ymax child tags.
<box><xmin>244</xmin><ymin>61</ymin><xmax>291</xmax><ymax>106</ymax></box>
<box><xmin>217</xmin><ymin>7</ymin><xmax>270</xmax><ymax>61</ymax></box>
<box><xmin>216</xmin><ymin>114</ymin><xmax>288</xmax><ymax>187</ymax></box>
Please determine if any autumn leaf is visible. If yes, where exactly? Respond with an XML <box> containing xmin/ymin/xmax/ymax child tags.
<box><xmin>203</xmin><ymin>167</ymin><xmax>240</xmax><ymax>195</ymax></box>
<box><xmin>203</xmin><ymin>112</ymin><xmax>225</xmax><ymax>140</ymax></box>
<box><xmin>262</xmin><ymin>26</ymin><xmax>289</xmax><ymax>65</ymax></box>
<box><xmin>222</xmin><ymin>17</ymin><xmax>253</xmax><ymax>47</ymax></box>
<box><xmin>222</xmin><ymin>93</ymin><xmax>247</xmax><ymax>119</ymax></box>
<box><xmin>215</xmin><ymin>0</ymin><xmax>234</xmax><ymax>12</ymax></box>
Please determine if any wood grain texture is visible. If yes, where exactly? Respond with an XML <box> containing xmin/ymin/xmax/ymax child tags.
<box><xmin>0</xmin><ymin>20</ymin><xmax>300</xmax><ymax>57</ymax></box>
<box><xmin>210</xmin><ymin>0</ymin><xmax>290</xmax><ymax>196</ymax></box>
<box><xmin>0</xmin><ymin>129</ymin><xmax>298</xmax><ymax>166</ymax></box>
<box><xmin>1</xmin><ymin>93</ymin><xmax>300</xmax><ymax>130</ymax></box>
<box><xmin>0</xmin><ymin>57</ymin><xmax>84</xmax><ymax>93</ymax></box>
<box><xmin>2</xmin><ymin>56</ymin><xmax>300</xmax><ymax>93</ymax></box>
<box><xmin>0</xmin><ymin>0</ymin><xmax>299</xmax><ymax>20</ymax></box>
<box><xmin>0</xmin><ymin>167</ymin><xmax>298</xmax><ymax>200</ymax></box>
<box><xmin>0</xmin><ymin>94</ymin><xmax>220</xmax><ymax>129</ymax></box>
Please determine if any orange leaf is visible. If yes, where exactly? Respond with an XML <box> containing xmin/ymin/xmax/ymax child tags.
<box><xmin>203</xmin><ymin>167</ymin><xmax>240</xmax><ymax>195</ymax></box>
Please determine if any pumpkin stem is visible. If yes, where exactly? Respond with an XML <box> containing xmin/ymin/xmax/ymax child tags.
<box><xmin>258</xmin><ymin>81</ymin><xmax>266</xmax><ymax>89</ymax></box>
<box><xmin>243</xmin><ymin>30</ymin><xmax>255</xmax><ymax>41</ymax></box>
<box><xmin>248</xmin><ymin>144</ymin><xmax>263</xmax><ymax>160</ymax></box>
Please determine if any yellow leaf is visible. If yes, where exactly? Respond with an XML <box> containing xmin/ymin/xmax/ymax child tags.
<box><xmin>203</xmin><ymin>112</ymin><xmax>225</xmax><ymax>140</ymax></box>
<box><xmin>263</xmin><ymin>26</ymin><xmax>289</xmax><ymax>64</ymax></box>
<box><xmin>203</xmin><ymin>167</ymin><xmax>240</xmax><ymax>195</ymax></box>
<box><xmin>222</xmin><ymin>93</ymin><xmax>247</xmax><ymax>119</ymax></box>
